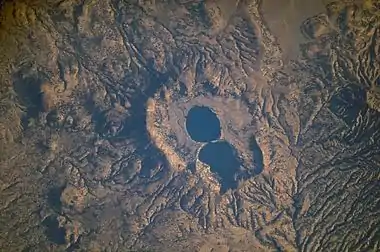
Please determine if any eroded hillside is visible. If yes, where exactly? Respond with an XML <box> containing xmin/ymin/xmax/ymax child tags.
<box><xmin>0</xmin><ymin>0</ymin><xmax>379</xmax><ymax>251</ymax></box>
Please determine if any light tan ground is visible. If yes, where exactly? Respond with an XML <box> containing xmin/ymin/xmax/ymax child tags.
<box><xmin>260</xmin><ymin>0</ymin><xmax>329</xmax><ymax>61</ymax></box>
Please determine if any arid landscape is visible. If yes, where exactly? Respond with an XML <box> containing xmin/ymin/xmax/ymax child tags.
<box><xmin>0</xmin><ymin>0</ymin><xmax>380</xmax><ymax>251</ymax></box>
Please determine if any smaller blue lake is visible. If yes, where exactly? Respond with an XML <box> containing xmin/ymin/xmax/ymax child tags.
<box><xmin>198</xmin><ymin>141</ymin><xmax>240</xmax><ymax>192</ymax></box>
<box><xmin>185</xmin><ymin>106</ymin><xmax>221</xmax><ymax>142</ymax></box>
<box><xmin>249</xmin><ymin>136</ymin><xmax>264</xmax><ymax>175</ymax></box>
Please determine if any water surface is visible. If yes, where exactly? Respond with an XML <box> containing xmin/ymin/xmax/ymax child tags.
<box><xmin>185</xmin><ymin>106</ymin><xmax>221</xmax><ymax>142</ymax></box>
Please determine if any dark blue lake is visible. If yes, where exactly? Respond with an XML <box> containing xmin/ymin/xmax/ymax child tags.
<box><xmin>249</xmin><ymin>136</ymin><xmax>264</xmax><ymax>175</ymax></box>
<box><xmin>198</xmin><ymin>141</ymin><xmax>240</xmax><ymax>192</ymax></box>
<box><xmin>185</xmin><ymin>106</ymin><xmax>221</xmax><ymax>142</ymax></box>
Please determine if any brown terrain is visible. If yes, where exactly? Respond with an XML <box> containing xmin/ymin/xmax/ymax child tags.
<box><xmin>0</xmin><ymin>0</ymin><xmax>380</xmax><ymax>251</ymax></box>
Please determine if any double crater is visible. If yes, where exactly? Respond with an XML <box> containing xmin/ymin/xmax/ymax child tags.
<box><xmin>185</xmin><ymin>105</ymin><xmax>263</xmax><ymax>193</ymax></box>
